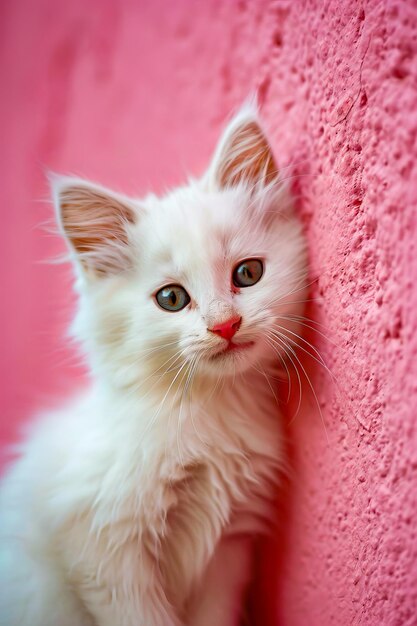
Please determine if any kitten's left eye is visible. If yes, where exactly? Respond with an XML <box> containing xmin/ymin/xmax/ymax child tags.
<box><xmin>233</xmin><ymin>259</ymin><xmax>264</xmax><ymax>288</ymax></box>
<box><xmin>155</xmin><ymin>285</ymin><xmax>191</xmax><ymax>312</ymax></box>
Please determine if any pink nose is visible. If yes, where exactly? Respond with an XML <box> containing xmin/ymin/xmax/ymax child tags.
<box><xmin>208</xmin><ymin>316</ymin><xmax>242</xmax><ymax>341</ymax></box>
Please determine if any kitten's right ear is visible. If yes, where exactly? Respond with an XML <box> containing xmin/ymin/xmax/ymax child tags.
<box><xmin>206</xmin><ymin>101</ymin><xmax>279</xmax><ymax>191</ymax></box>
<box><xmin>50</xmin><ymin>175</ymin><xmax>139</xmax><ymax>278</ymax></box>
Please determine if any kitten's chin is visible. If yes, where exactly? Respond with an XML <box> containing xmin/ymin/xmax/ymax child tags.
<box><xmin>209</xmin><ymin>340</ymin><xmax>255</xmax><ymax>360</ymax></box>
<box><xmin>199</xmin><ymin>340</ymin><xmax>259</xmax><ymax>377</ymax></box>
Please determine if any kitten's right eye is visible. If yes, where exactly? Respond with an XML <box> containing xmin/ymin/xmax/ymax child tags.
<box><xmin>155</xmin><ymin>285</ymin><xmax>191</xmax><ymax>312</ymax></box>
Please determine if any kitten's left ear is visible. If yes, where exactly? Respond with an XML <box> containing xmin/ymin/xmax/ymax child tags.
<box><xmin>207</xmin><ymin>102</ymin><xmax>279</xmax><ymax>190</ymax></box>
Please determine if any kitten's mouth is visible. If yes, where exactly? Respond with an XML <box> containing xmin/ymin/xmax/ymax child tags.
<box><xmin>210</xmin><ymin>340</ymin><xmax>255</xmax><ymax>359</ymax></box>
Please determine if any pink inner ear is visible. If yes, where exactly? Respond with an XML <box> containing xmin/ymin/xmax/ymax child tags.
<box><xmin>61</xmin><ymin>187</ymin><xmax>135</xmax><ymax>253</ymax></box>
<box><xmin>218</xmin><ymin>121</ymin><xmax>278</xmax><ymax>188</ymax></box>
<box><xmin>60</xmin><ymin>185</ymin><xmax>137</xmax><ymax>276</ymax></box>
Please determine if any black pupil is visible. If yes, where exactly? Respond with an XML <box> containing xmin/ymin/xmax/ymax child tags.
<box><xmin>168</xmin><ymin>290</ymin><xmax>177</xmax><ymax>306</ymax></box>
<box><xmin>242</xmin><ymin>265</ymin><xmax>252</xmax><ymax>279</ymax></box>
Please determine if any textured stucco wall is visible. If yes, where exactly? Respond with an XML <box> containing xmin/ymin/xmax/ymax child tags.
<box><xmin>1</xmin><ymin>1</ymin><xmax>417</xmax><ymax>624</ymax></box>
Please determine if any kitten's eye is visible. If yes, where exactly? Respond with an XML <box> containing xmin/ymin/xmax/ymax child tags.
<box><xmin>155</xmin><ymin>285</ymin><xmax>191</xmax><ymax>312</ymax></box>
<box><xmin>233</xmin><ymin>259</ymin><xmax>264</xmax><ymax>288</ymax></box>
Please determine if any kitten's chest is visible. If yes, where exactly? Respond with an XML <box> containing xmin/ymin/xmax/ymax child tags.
<box><xmin>106</xmin><ymin>388</ymin><xmax>281</xmax><ymax>532</ymax></box>
<box><xmin>154</xmin><ymin>395</ymin><xmax>281</xmax><ymax>530</ymax></box>
<box><xmin>150</xmin><ymin>412</ymin><xmax>280</xmax><ymax>609</ymax></box>
<box><xmin>60</xmin><ymin>393</ymin><xmax>281</xmax><ymax>612</ymax></box>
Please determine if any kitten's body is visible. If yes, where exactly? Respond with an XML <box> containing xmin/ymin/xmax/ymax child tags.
<box><xmin>0</xmin><ymin>106</ymin><xmax>307</xmax><ymax>626</ymax></box>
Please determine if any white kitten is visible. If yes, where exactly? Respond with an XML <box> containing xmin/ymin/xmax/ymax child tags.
<box><xmin>0</xmin><ymin>104</ymin><xmax>307</xmax><ymax>626</ymax></box>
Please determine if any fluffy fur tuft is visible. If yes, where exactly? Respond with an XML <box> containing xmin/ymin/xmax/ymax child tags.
<box><xmin>0</xmin><ymin>107</ymin><xmax>307</xmax><ymax>626</ymax></box>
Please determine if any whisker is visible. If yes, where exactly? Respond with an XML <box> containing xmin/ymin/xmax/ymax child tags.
<box><xmin>269</xmin><ymin>333</ymin><xmax>329</xmax><ymax>444</ymax></box>
<box><xmin>252</xmin><ymin>360</ymin><xmax>280</xmax><ymax>407</ymax></box>
<box><xmin>271</xmin><ymin>322</ymin><xmax>341</xmax><ymax>394</ymax></box>
<box><xmin>271</xmin><ymin>331</ymin><xmax>338</xmax><ymax>395</ymax></box>
<box><xmin>153</xmin><ymin>358</ymin><xmax>191</xmax><ymax>459</ymax></box>
<box><xmin>175</xmin><ymin>358</ymin><xmax>194</xmax><ymax>468</ymax></box>
<box><xmin>187</xmin><ymin>354</ymin><xmax>208</xmax><ymax>447</ymax></box>
<box><xmin>265</xmin><ymin>333</ymin><xmax>301</xmax><ymax>416</ymax></box>
<box><xmin>272</xmin><ymin>324</ymin><xmax>327</xmax><ymax>367</ymax></box>
<box><xmin>128</xmin><ymin>348</ymin><xmax>187</xmax><ymax>400</ymax></box>
<box><xmin>282</xmin><ymin>313</ymin><xmax>334</xmax><ymax>334</ymax></box>
<box><xmin>121</xmin><ymin>343</ymin><xmax>184</xmax><ymax>382</ymax></box>
<box><xmin>119</xmin><ymin>348</ymin><xmax>188</xmax><ymax>437</ymax></box>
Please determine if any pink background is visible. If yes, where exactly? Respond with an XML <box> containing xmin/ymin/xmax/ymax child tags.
<box><xmin>1</xmin><ymin>1</ymin><xmax>417</xmax><ymax>624</ymax></box>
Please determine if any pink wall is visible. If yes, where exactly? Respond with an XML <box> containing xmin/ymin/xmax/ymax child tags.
<box><xmin>1</xmin><ymin>1</ymin><xmax>417</xmax><ymax>624</ymax></box>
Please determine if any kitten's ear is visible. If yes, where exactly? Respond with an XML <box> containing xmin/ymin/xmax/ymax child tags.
<box><xmin>208</xmin><ymin>103</ymin><xmax>278</xmax><ymax>190</ymax></box>
<box><xmin>51</xmin><ymin>175</ymin><xmax>138</xmax><ymax>278</ymax></box>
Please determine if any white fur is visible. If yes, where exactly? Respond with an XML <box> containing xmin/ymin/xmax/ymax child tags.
<box><xmin>0</xmin><ymin>106</ymin><xmax>307</xmax><ymax>626</ymax></box>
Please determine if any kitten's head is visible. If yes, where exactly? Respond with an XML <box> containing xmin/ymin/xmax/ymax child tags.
<box><xmin>52</xmin><ymin>104</ymin><xmax>307</xmax><ymax>392</ymax></box>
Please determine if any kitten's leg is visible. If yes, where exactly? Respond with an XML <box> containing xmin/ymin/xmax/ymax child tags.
<box><xmin>82</xmin><ymin>586</ymin><xmax>183</xmax><ymax>626</ymax></box>
<box><xmin>72</xmin><ymin>539</ymin><xmax>184</xmax><ymax>626</ymax></box>
<box><xmin>0</xmin><ymin>534</ymin><xmax>182</xmax><ymax>626</ymax></box>
<box><xmin>187</xmin><ymin>535</ymin><xmax>253</xmax><ymax>626</ymax></box>
<box><xmin>0</xmin><ymin>539</ymin><xmax>92</xmax><ymax>626</ymax></box>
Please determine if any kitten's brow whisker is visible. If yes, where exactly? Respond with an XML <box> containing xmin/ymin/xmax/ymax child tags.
<box><xmin>273</xmin><ymin>298</ymin><xmax>320</xmax><ymax>307</ymax></box>
<box><xmin>268</xmin><ymin>261</ymin><xmax>340</xmax><ymax>309</ymax></box>
<box><xmin>263</xmin><ymin>266</ymin><xmax>308</xmax><ymax>290</ymax></box>
<box><xmin>276</xmin><ymin>157</ymin><xmax>312</xmax><ymax>172</ymax></box>
<box><xmin>270</xmin><ymin>277</ymin><xmax>315</xmax><ymax>307</ymax></box>
<box><xmin>275</xmin><ymin>172</ymin><xmax>319</xmax><ymax>186</ymax></box>
<box><xmin>228</xmin><ymin>172</ymin><xmax>291</xmax><ymax>240</ymax></box>
<box><xmin>237</xmin><ymin>189</ymin><xmax>290</xmax><ymax>239</ymax></box>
